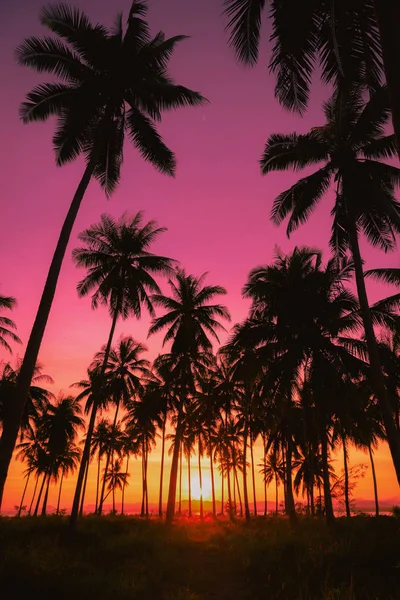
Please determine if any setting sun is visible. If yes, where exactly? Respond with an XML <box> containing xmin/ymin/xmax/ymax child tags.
<box><xmin>187</xmin><ymin>472</ymin><xmax>212</xmax><ymax>501</ymax></box>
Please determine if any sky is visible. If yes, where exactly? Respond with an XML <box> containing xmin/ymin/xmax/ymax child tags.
<box><xmin>0</xmin><ymin>0</ymin><xmax>399</xmax><ymax>513</ymax></box>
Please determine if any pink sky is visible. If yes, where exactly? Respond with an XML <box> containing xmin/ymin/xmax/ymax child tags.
<box><xmin>0</xmin><ymin>0</ymin><xmax>399</xmax><ymax>511</ymax></box>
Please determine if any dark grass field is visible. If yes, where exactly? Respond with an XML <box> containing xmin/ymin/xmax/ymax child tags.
<box><xmin>0</xmin><ymin>515</ymin><xmax>399</xmax><ymax>599</ymax></box>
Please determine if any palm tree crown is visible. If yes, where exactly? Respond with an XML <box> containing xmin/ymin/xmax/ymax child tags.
<box><xmin>0</xmin><ymin>295</ymin><xmax>21</xmax><ymax>353</ymax></box>
<box><xmin>16</xmin><ymin>1</ymin><xmax>206</xmax><ymax>187</ymax></box>
<box><xmin>73</xmin><ymin>212</ymin><xmax>174</xmax><ymax>319</ymax></box>
<box><xmin>149</xmin><ymin>269</ymin><xmax>231</xmax><ymax>355</ymax></box>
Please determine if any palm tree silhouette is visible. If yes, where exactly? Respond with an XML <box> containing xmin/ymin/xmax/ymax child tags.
<box><xmin>149</xmin><ymin>269</ymin><xmax>230</xmax><ymax>523</ymax></box>
<box><xmin>261</xmin><ymin>87</ymin><xmax>400</xmax><ymax>485</ymax></box>
<box><xmin>1</xmin><ymin>0</ymin><xmax>205</xmax><ymax>505</ymax></box>
<box><xmin>70</xmin><ymin>211</ymin><xmax>173</xmax><ymax>526</ymax></box>
<box><xmin>0</xmin><ymin>295</ymin><xmax>21</xmax><ymax>353</ymax></box>
<box><xmin>223</xmin><ymin>0</ymin><xmax>400</xmax><ymax>156</ymax></box>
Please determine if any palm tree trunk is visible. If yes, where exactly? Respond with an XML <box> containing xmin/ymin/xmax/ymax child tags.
<box><xmin>198</xmin><ymin>440</ymin><xmax>203</xmax><ymax>519</ymax></box>
<box><xmin>220</xmin><ymin>462</ymin><xmax>224</xmax><ymax>514</ymax></box>
<box><xmin>188</xmin><ymin>453</ymin><xmax>192</xmax><ymax>517</ymax></box>
<box><xmin>158</xmin><ymin>415</ymin><xmax>166</xmax><ymax>518</ymax></box>
<box><xmin>263</xmin><ymin>434</ymin><xmax>267</xmax><ymax>516</ymax></box>
<box><xmin>321</xmin><ymin>435</ymin><xmax>334</xmax><ymax>524</ymax></box>
<box><xmin>281</xmin><ymin>445</ymin><xmax>287</xmax><ymax>513</ymax></box>
<box><xmin>112</xmin><ymin>475</ymin><xmax>115</xmax><ymax>514</ymax></box>
<box><xmin>285</xmin><ymin>437</ymin><xmax>296</xmax><ymax>525</ymax></box>
<box><xmin>56</xmin><ymin>471</ymin><xmax>64</xmax><ymax>515</ymax></box>
<box><xmin>227</xmin><ymin>461</ymin><xmax>233</xmax><ymax>520</ymax></box>
<box><xmin>243</xmin><ymin>417</ymin><xmax>250</xmax><ymax>521</ymax></box>
<box><xmin>121</xmin><ymin>455</ymin><xmax>129</xmax><ymax>515</ymax></box>
<box><xmin>348</xmin><ymin>223</ymin><xmax>400</xmax><ymax>485</ymax></box>
<box><xmin>275</xmin><ymin>475</ymin><xmax>279</xmax><ymax>514</ymax></box>
<box><xmin>28</xmin><ymin>474</ymin><xmax>39</xmax><ymax>516</ymax></box>
<box><xmin>342</xmin><ymin>435</ymin><xmax>351</xmax><ymax>518</ymax></box>
<box><xmin>18</xmin><ymin>471</ymin><xmax>31</xmax><ymax>517</ymax></box>
<box><xmin>79</xmin><ymin>459</ymin><xmax>89</xmax><ymax>517</ymax></box>
<box><xmin>0</xmin><ymin>160</ymin><xmax>96</xmax><ymax>507</ymax></box>
<box><xmin>368</xmin><ymin>444</ymin><xmax>379</xmax><ymax>517</ymax></box>
<box><xmin>166</xmin><ymin>402</ymin><xmax>184</xmax><ymax>524</ymax></box>
<box><xmin>41</xmin><ymin>471</ymin><xmax>51</xmax><ymax>516</ymax></box>
<box><xmin>99</xmin><ymin>398</ymin><xmax>121</xmax><ymax>515</ymax></box>
<box><xmin>145</xmin><ymin>446</ymin><xmax>149</xmax><ymax>517</ymax></box>
<box><xmin>209</xmin><ymin>441</ymin><xmax>216</xmax><ymax>518</ymax></box>
<box><xmin>70</xmin><ymin>305</ymin><xmax>119</xmax><ymax>528</ymax></box>
<box><xmin>373</xmin><ymin>1</ymin><xmax>400</xmax><ymax>159</ymax></box>
<box><xmin>34</xmin><ymin>472</ymin><xmax>47</xmax><ymax>516</ymax></box>
<box><xmin>234</xmin><ymin>464</ymin><xmax>243</xmax><ymax>517</ymax></box>
<box><xmin>95</xmin><ymin>449</ymin><xmax>101</xmax><ymax>514</ymax></box>
<box><xmin>178</xmin><ymin>444</ymin><xmax>183</xmax><ymax>515</ymax></box>
<box><xmin>141</xmin><ymin>442</ymin><xmax>145</xmax><ymax>517</ymax></box>
<box><xmin>250</xmin><ymin>433</ymin><xmax>257</xmax><ymax>517</ymax></box>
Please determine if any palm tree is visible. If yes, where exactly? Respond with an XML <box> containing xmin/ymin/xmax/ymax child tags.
<box><xmin>0</xmin><ymin>362</ymin><xmax>53</xmax><ymax>441</ymax></box>
<box><xmin>97</xmin><ymin>336</ymin><xmax>153</xmax><ymax>514</ymax></box>
<box><xmin>0</xmin><ymin>295</ymin><xmax>21</xmax><ymax>353</ymax></box>
<box><xmin>39</xmin><ymin>395</ymin><xmax>83</xmax><ymax>515</ymax></box>
<box><xmin>0</xmin><ymin>0</ymin><xmax>205</xmax><ymax>505</ymax></box>
<box><xmin>223</xmin><ymin>0</ymin><xmax>400</xmax><ymax>155</ymax></box>
<box><xmin>90</xmin><ymin>418</ymin><xmax>112</xmax><ymax>513</ymax></box>
<box><xmin>104</xmin><ymin>459</ymin><xmax>130</xmax><ymax>514</ymax></box>
<box><xmin>149</xmin><ymin>269</ymin><xmax>230</xmax><ymax>523</ymax></box>
<box><xmin>55</xmin><ymin>442</ymin><xmax>81</xmax><ymax>515</ymax></box>
<box><xmin>70</xmin><ymin>212</ymin><xmax>173</xmax><ymax>526</ymax></box>
<box><xmin>259</xmin><ymin>450</ymin><xmax>284</xmax><ymax>514</ymax></box>
<box><xmin>261</xmin><ymin>87</ymin><xmax>400</xmax><ymax>485</ymax></box>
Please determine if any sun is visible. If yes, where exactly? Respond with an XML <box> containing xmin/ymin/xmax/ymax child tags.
<box><xmin>190</xmin><ymin>474</ymin><xmax>212</xmax><ymax>501</ymax></box>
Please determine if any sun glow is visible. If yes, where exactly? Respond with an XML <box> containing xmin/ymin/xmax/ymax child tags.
<box><xmin>189</xmin><ymin>473</ymin><xmax>212</xmax><ymax>501</ymax></box>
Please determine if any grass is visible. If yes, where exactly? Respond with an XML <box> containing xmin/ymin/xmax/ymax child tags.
<box><xmin>0</xmin><ymin>515</ymin><xmax>399</xmax><ymax>599</ymax></box>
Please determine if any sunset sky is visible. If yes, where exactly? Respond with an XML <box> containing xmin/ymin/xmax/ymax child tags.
<box><xmin>0</xmin><ymin>0</ymin><xmax>399</xmax><ymax>513</ymax></box>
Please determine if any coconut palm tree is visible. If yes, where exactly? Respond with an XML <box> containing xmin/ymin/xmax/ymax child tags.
<box><xmin>223</xmin><ymin>0</ymin><xmax>400</xmax><ymax>155</ymax></box>
<box><xmin>0</xmin><ymin>0</ymin><xmax>205</xmax><ymax>505</ymax></box>
<box><xmin>261</xmin><ymin>87</ymin><xmax>400</xmax><ymax>485</ymax></box>
<box><xmin>39</xmin><ymin>395</ymin><xmax>83</xmax><ymax>515</ymax></box>
<box><xmin>90</xmin><ymin>418</ymin><xmax>112</xmax><ymax>513</ymax></box>
<box><xmin>104</xmin><ymin>459</ymin><xmax>130</xmax><ymax>514</ymax></box>
<box><xmin>55</xmin><ymin>441</ymin><xmax>81</xmax><ymax>515</ymax></box>
<box><xmin>0</xmin><ymin>362</ymin><xmax>53</xmax><ymax>441</ymax></box>
<box><xmin>259</xmin><ymin>450</ymin><xmax>284</xmax><ymax>514</ymax></box>
<box><xmin>97</xmin><ymin>336</ymin><xmax>153</xmax><ymax>514</ymax></box>
<box><xmin>0</xmin><ymin>295</ymin><xmax>21</xmax><ymax>353</ymax></box>
<box><xmin>70</xmin><ymin>212</ymin><xmax>173</xmax><ymax>526</ymax></box>
<box><xmin>149</xmin><ymin>269</ymin><xmax>230</xmax><ymax>523</ymax></box>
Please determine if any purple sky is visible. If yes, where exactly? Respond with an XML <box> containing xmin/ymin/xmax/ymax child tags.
<box><xmin>1</xmin><ymin>0</ymin><xmax>399</xmax><ymax>505</ymax></box>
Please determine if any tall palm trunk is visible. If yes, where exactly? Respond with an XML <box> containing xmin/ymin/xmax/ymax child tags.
<box><xmin>28</xmin><ymin>474</ymin><xmax>39</xmax><ymax>516</ymax></box>
<box><xmin>348</xmin><ymin>223</ymin><xmax>400</xmax><ymax>485</ymax></box>
<box><xmin>368</xmin><ymin>444</ymin><xmax>379</xmax><ymax>517</ymax></box>
<box><xmin>41</xmin><ymin>470</ymin><xmax>51</xmax><ymax>516</ymax></box>
<box><xmin>158</xmin><ymin>415</ymin><xmax>166</xmax><ymax>517</ymax></box>
<box><xmin>18</xmin><ymin>471</ymin><xmax>31</xmax><ymax>517</ymax></box>
<box><xmin>99</xmin><ymin>398</ymin><xmax>121</xmax><ymax>515</ymax></box>
<box><xmin>34</xmin><ymin>472</ymin><xmax>47</xmax><ymax>516</ymax></box>
<box><xmin>145</xmin><ymin>445</ymin><xmax>149</xmax><ymax>517</ymax></box>
<box><xmin>234</xmin><ymin>464</ymin><xmax>243</xmax><ymax>517</ymax></box>
<box><xmin>198</xmin><ymin>440</ymin><xmax>203</xmax><ymax>519</ymax></box>
<box><xmin>275</xmin><ymin>475</ymin><xmax>279</xmax><ymax>513</ymax></box>
<box><xmin>56</xmin><ymin>471</ymin><xmax>64</xmax><ymax>515</ymax></box>
<box><xmin>178</xmin><ymin>444</ymin><xmax>183</xmax><ymax>515</ymax></box>
<box><xmin>166</xmin><ymin>401</ymin><xmax>184</xmax><ymax>524</ymax></box>
<box><xmin>250</xmin><ymin>432</ymin><xmax>257</xmax><ymax>517</ymax></box>
<box><xmin>285</xmin><ymin>437</ymin><xmax>296</xmax><ymax>525</ymax></box>
<box><xmin>187</xmin><ymin>453</ymin><xmax>192</xmax><ymax>517</ymax></box>
<box><xmin>70</xmin><ymin>306</ymin><xmax>119</xmax><ymax>528</ymax></box>
<box><xmin>209</xmin><ymin>440</ymin><xmax>216</xmax><ymax>518</ymax></box>
<box><xmin>220</xmin><ymin>462</ymin><xmax>224</xmax><ymax>514</ymax></box>
<box><xmin>373</xmin><ymin>1</ymin><xmax>400</xmax><ymax>159</ymax></box>
<box><xmin>242</xmin><ymin>416</ymin><xmax>250</xmax><ymax>521</ymax></box>
<box><xmin>227</xmin><ymin>462</ymin><xmax>233</xmax><ymax>520</ymax></box>
<box><xmin>0</xmin><ymin>160</ymin><xmax>96</xmax><ymax>506</ymax></box>
<box><xmin>321</xmin><ymin>434</ymin><xmax>334</xmax><ymax>524</ymax></box>
<box><xmin>95</xmin><ymin>449</ymin><xmax>102</xmax><ymax>514</ymax></box>
<box><xmin>263</xmin><ymin>435</ymin><xmax>267</xmax><ymax>516</ymax></box>
<box><xmin>342</xmin><ymin>435</ymin><xmax>351</xmax><ymax>518</ymax></box>
<box><xmin>80</xmin><ymin>460</ymin><xmax>89</xmax><ymax>517</ymax></box>
<box><xmin>141</xmin><ymin>441</ymin><xmax>146</xmax><ymax>517</ymax></box>
<box><xmin>121</xmin><ymin>454</ymin><xmax>129</xmax><ymax>515</ymax></box>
